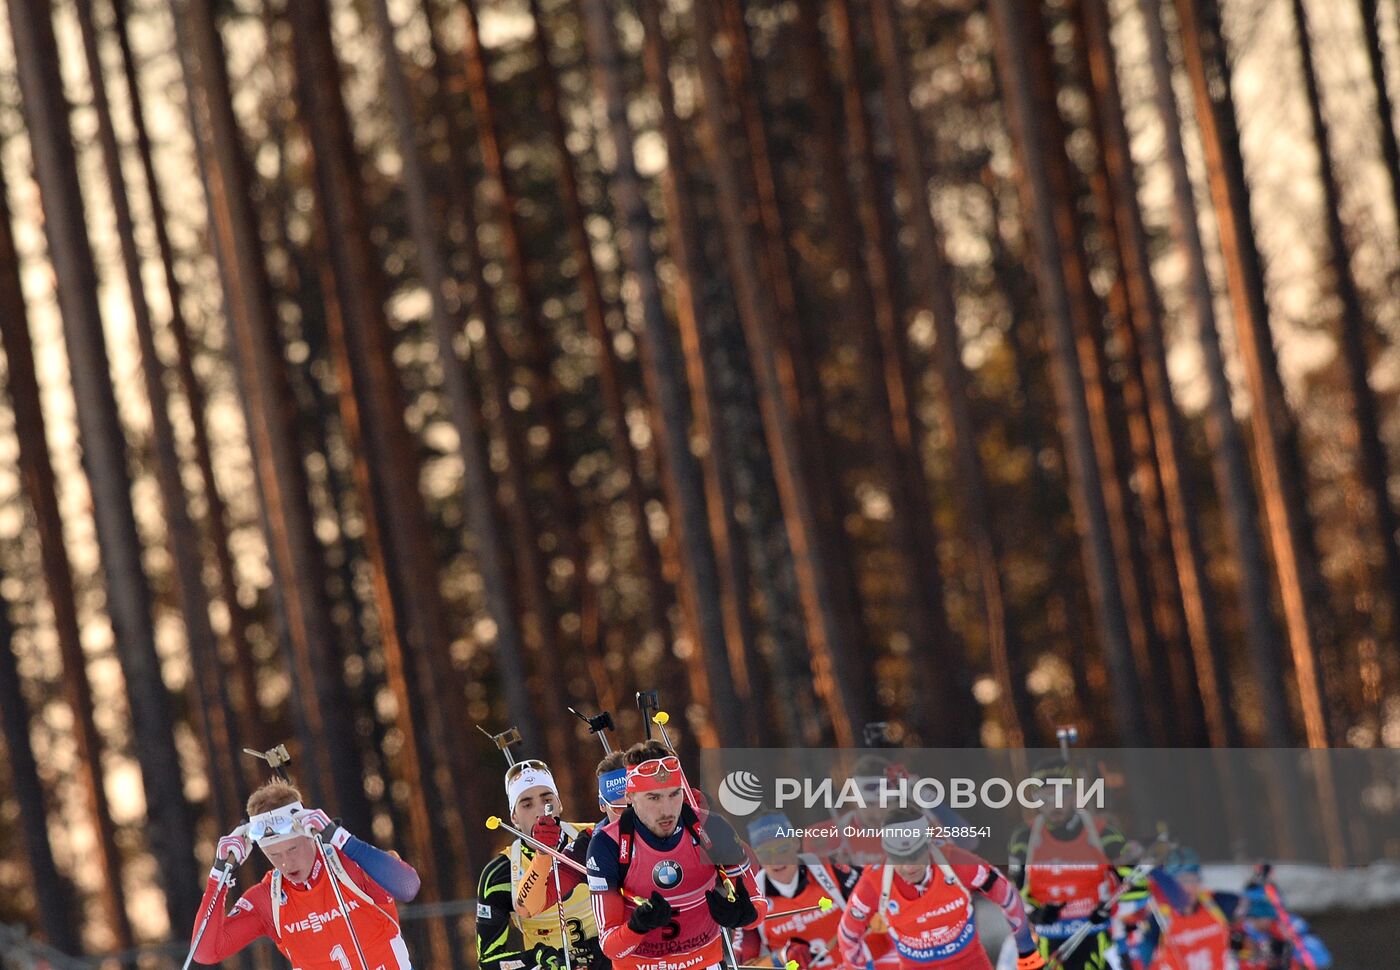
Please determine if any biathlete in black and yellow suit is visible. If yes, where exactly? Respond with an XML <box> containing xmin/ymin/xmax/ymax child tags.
<box><xmin>1007</xmin><ymin>761</ymin><xmax>1141</xmax><ymax>970</ymax></box>
<box><xmin>478</xmin><ymin>758</ymin><xmax>609</xmax><ymax>970</ymax></box>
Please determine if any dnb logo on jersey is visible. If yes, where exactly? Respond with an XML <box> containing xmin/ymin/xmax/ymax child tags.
<box><xmin>652</xmin><ymin>860</ymin><xmax>684</xmax><ymax>889</ymax></box>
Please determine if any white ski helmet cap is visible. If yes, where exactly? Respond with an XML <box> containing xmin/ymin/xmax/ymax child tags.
<box><xmin>880</xmin><ymin>818</ymin><xmax>932</xmax><ymax>861</ymax></box>
<box><xmin>506</xmin><ymin>762</ymin><xmax>558</xmax><ymax>812</ymax></box>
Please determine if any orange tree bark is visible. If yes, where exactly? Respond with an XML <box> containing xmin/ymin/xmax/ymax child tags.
<box><xmin>8</xmin><ymin>0</ymin><xmax>200</xmax><ymax>929</ymax></box>
<box><xmin>173</xmin><ymin>0</ymin><xmax>371</xmax><ymax>825</ymax></box>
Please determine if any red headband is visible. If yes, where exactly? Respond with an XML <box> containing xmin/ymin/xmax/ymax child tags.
<box><xmin>626</xmin><ymin>756</ymin><xmax>684</xmax><ymax>794</ymax></box>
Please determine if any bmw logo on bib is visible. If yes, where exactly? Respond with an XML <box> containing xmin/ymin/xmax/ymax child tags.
<box><xmin>652</xmin><ymin>860</ymin><xmax>683</xmax><ymax>889</ymax></box>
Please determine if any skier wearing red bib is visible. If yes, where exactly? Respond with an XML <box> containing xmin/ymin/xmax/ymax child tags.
<box><xmin>736</xmin><ymin>811</ymin><xmax>883</xmax><ymax>970</ymax></box>
<box><xmin>1135</xmin><ymin>850</ymin><xmax>1233</xmax><ymax>970</ymax></box>
<box><xmin>586</xmin><ymin>740</ymin><xmax>771</xmax><ymax>970</ymax></box>
<box><xmin>192</xmin><ymin>779</ymin><xmax>421</xmax><ymax>969</ymax></box>
<box><xmin>838</xmin><ymin>812</ymin><xmax>1044</xmax><ymax>970</ymax></box>
<box><xmin>1008</xmin><ymin>762</ymin><xmax>1129</xmax><ymax>970</ymax></box>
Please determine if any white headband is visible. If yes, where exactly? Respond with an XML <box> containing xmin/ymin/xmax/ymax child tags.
<box><xmin>506</xmin><ymin>766</ymin><xmax>558</xmax><ymax>812</ymax></box>
<box><xmin>249</xmin><ymin>801</ymin><xmax>307</xmax><ymax>848</ymax></box>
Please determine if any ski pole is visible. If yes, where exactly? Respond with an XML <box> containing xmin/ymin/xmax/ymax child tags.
<box><xmin>486</xmin><ymin>816</ymin><xmax>649</xmax><ymax>907</ymax></box>
<box><xmin>1046</xmin><ymin>844</ymin><xmax>1166</xmax><ymax>969</ymax></box>
<box><xmin>764</xmin><ymin>898</ymin><xmax>834</xmax><ymax>921</ymax></box>
<box><xmin>181</xmin><ymin>855</ymin><xmax>237</xmax><ymax>970</ymax></box>
<box><xmin>1256</xmin><ymin>866</ymin><xmax>1318</xmax><ymax>970</ymax></box>
<box><xmin>486</xmin><ymin>816</ymin><xmax>589</xmax><ymax>876</ymax></box>
<box><xmin>312</xmin><ymin>832</ymin><xmax>372</xmax><ymax>970</ymax></box>
<box><xmin>543</xmin><ymin>800</ymin><xmax>574</xmax><ymax>970</ymax></box>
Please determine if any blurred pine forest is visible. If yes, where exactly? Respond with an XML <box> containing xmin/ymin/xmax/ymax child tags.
<box><xmin>0</xmin><ymin>0</ymin><xmax>1397</xmax><ymax>957</ymax></box>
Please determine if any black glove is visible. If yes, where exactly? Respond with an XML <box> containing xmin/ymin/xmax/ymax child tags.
<box><xmin>531</xmin><ymin>944</ymin><xmax>568</xmax><ymax>970</ymax></box>
<box><xmin>1228</xmin><ymin>929</ymin><xmax>1246</xmax><ymax>952</ymax></box>
<box><xmin>705</xmin><ymin>882</ymin><xmax>758</xmax><ymax>928</ymax></box>
<box><xmin>628</xmin><ymin>891</ymin><xmax>674</xmax><ymax>934</ymax></box>
<box><xmin>1088</xmin><ymin>901</ymin><xmax>1113</xmax><ymax>924</ymax></box>
<box><xmin>565</xmin><ymin>828</ymin><xmax>593</xmax><ymax>866</ymax></box>
<box><xmin>1029</xmin><ymin>901</ymin><xmax>1064</xmax><ymax>925</ymax></box>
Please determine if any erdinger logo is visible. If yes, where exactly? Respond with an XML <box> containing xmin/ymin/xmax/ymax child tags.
<box><xmin>652</xmin><ymin>859</ymin><xmax>684</xmax><ymax>889</ymax></box>
<box><xmin>717</xmin><ymin>771</ymin><xmax>764</xmax><ymax>816</ymax></box>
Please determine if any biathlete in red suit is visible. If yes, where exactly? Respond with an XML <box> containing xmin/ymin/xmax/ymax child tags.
<box><xmin>586</xmin><ymin>740</ymin><xmax>772</xmax><ymax>970</ymax></box>
<box><xmin>838</xmin><ymin>813</ymin><xmax>1045</xmax><ymax>970</ymax></box>
<box><xmin>193</xmin><ymin>780</ymin><xmax>421</xmax><ymax>970</ymax></box>
<box><xmin>736</xmin><ymin>811</ymin><xmax>883</xmax><ymax>970</ymax></box>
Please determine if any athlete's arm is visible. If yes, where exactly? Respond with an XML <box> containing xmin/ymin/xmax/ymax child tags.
<box><xmin>340</xmin><ymin>836</ymin><xmax>421</xmax><ymax>902</ymax></box>
<box><xmin>516</xmin><ymin>829</ymin><xmax>589</xmax><ymax>916</ymax></box>
<box><xmin>585</xmin><ymin>828</ymin><xmax>651</xmax><ymax>960</ymax></box>
<box><xmin>703</xmin><ymin>815</ymin><xmax>772</xmax><ymax>925</ymax></box>
<box><xmin>1007</xmin><ymin>824</ymin><xmax>1031</xmax><ymax>892</ymax></box>
<box><xmin>191</xmin><ymin>874</ymin><xmax>272</xmax><ymax>964</ymax></box>
<box><xmin>948</xmin><ymin>847</ymin><xmax>1039</xmax><ymax>958</ymax></box>
<box><xmin>479</xmin><ymin>853</ymin><xmax>530</xmax><ymax>970</ymax></box>
<box><xmin>836</xmin><ymin>869</ymin><xmax>896</xmax><ymax>970</ymax></box>
<box><xmin>1145</xmin><ymin>868</ymin><xmax>1193</xmax><ymax>914</ymax></box>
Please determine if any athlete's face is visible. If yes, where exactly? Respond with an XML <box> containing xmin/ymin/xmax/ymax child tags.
<box><xmin>632</xmin><ymin>786</ymin><xmax>686</xmax><ymax>837</ymax></box>
<box><xmin>762</xmin><ymin>862</ymin><xmax>799</xmax><ymax>883</ymax></box>
<box><xmin>512</xmin><ymin>785</ymin><xmax>562</xmax><ymax>832</ymax></box>
<box><xmin>1175</xmin><ymin>870</ymin><xmax>1202</xmax><ymax>898</ymax></box>
<box><xmin>262</xmin><ymin>836</ymin><xmax>318</xmax><ymax>883</ymax></box>
<box><xmin>894</xmin><ymin>861</ymin><xmax>930</xmax><ymax>884</ymax></box>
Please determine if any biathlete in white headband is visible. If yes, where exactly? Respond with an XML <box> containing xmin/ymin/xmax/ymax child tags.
<box><xmin>191</xmin><ymin>779</ymin><xmax>421</xmax><ymax>968</ymax></box>
<box><xmin>477</xmin><ymin>758</ymin><xmax>606</xmax><ymax>970</ymax></box>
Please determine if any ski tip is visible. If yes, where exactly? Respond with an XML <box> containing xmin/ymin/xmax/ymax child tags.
<box><xmin>784</xmin><ymin>961</ymin><xmax>799</xmax><ymax>969</ymax></box>
<box><xmin>653</xmin><ymin>711</ymin><xmax>670</xmax><ymax>725</ymax></box>
<box><xmin>486</xmin><ymin>816</ymin><xmax>502</xmax><ymax>830</ymax></box>
<box><xmin>818</xmin><ymin>896</ymin><xmax>833</xmax><ymax>911</ymax></box>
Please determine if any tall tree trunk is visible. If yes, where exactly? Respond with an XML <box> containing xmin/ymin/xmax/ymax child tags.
<box><xmin>368</xmin><ymin>0</ymin><xmax>539</xmax><ymax>935</ymax></box>
<box><xmin>282</xmin><ymin>0</ymin><xmax>489</xmax><ymax>918</ymax></box>
<box><xmin>636</xmin><ymin>0</ymin><xmax>774</xmax><ymax>742</ymax></box>
<box><xmin>0</xmin><ymin>594</ymin><xmax>78</xmax><ymax>952</ymax></box>
<box><xmin>986</xmin><ymin>0</ymin><xmax>1151</xmax><ymax>746</ymax></box>
<box><xmin>455</xmin><ymin>0</ymin><xmax>588</xmax><ymax>611</ymax></box>
<box><xmin>524</xmin><ymin>0</ymin><xmax>669</xmax><ymax>708</ymax></box>
<box><xmin>7</xmin><ymin>0</ymin><xmax>200</xmax><ymax>930</ymax></box>
<box><xmin>1076</xmin><ymin>0</ymin><xmax>1235</xmax><ymax>745</ymax></box>
<box><xmin>862</xmin><ymin>0</ymin><xmax>1031</xmax><ymax>745</ymax></box>
<box><xmin>1137</xmin><ymin>0</ymin><xmax>1285</xmax><ymax>746</ymax></box>
<box><xmin>1173</xmin><ymin>0</ymin><xmax>1333</xmax><ymax>748</ymax></box>
<box><xmin>418</xmin><ymin>0</ymin><xmax>576</xmax><ymax>732</ymax></box>
<box><xmin>716</xmin><ymin>0</ymin><xmax>873</xmax><ymax>698</ymax></box>
<box><xmin>0</xmin><ymin>160</ymin><xmax>131</xmax><ymax>950</ymax></box>
<box><xmin>791</xmin><ymin>0</ymin><xmax>974</xmax><ymax>745</ymax></box>
<box><xmin>173</xmin><ymin>0</ymin><xmax>372</xmax><ymax>829</ymax></box>
<box><xmin>1292</xmin><ymin>0</ymin><xmax>1400</xmax><ymax>641</ymax></box>
<box><xmin>687</xmin><ymin>0</ymin><xmax>871</xmax><ymax>743</ymax></box>
<box><xmin>109</xmin><ymin>0</ymin><xmax>267</xmax><ymax>767</ymax></box>
<box><xmin>73</xmin><ymin>0</ymin><xmax>246</xmax><ymax>824</ymax></box>
<box><xmin>578</xmin><ymin>0</ymin><xmax>750</xmax><ymax>747</ymax></box>
<box><xmin>1360</xmin><ymin>0</ymin><xmax>1400</xmax><ymax>236</ymax></box>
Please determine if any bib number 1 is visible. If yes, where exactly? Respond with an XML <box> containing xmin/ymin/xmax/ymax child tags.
<box><xmin>330</xmin><ymin>944</ymin><xmax>351</xmax><ymax>970</ymax></box>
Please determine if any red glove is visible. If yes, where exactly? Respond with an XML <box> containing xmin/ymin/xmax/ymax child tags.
<box><xmin>533</xmin><ymin>814</ymin><xmax>563</xmax><ymax>850</ymax></box>
<box><xmin>782</xmin><ymin>939</ymin><xmax>815</xmax><ymax>970</ymax></box>
<box><xmin>213</xmin><ymin>824</ymin><xmax>249</xmax><ymax>877</ymax></box>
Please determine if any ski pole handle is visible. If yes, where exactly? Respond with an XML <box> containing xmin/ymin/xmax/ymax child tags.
<box><xmin>182</xmin><ymin>860</ymin><xmax>236</xmax><ymax>970</ymax></box>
